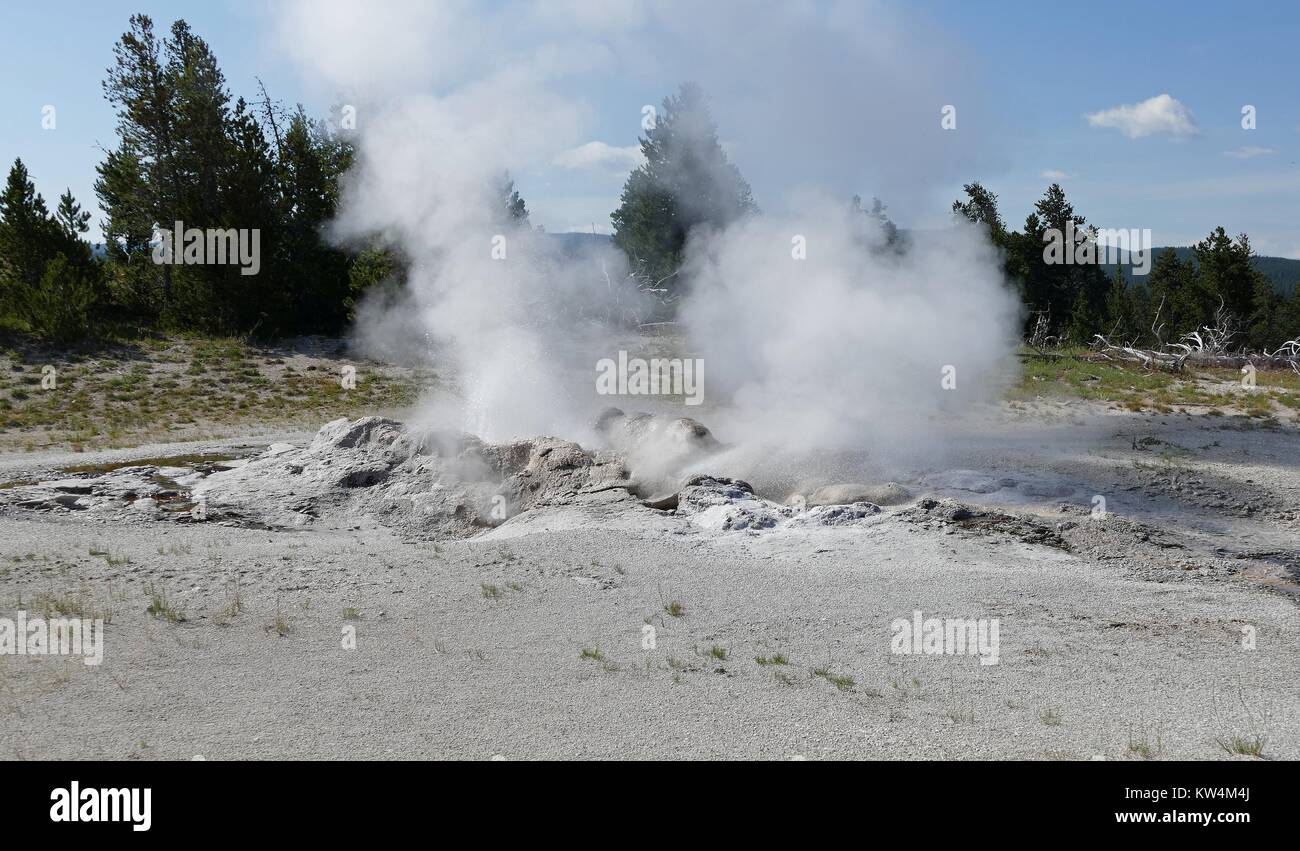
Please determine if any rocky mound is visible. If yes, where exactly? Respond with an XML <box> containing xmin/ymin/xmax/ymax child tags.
<box><xmin>673</xmin><ymin>475</ymin><xmax>883</xmax><ymax>532</ymax></box>
<box><xmin>192</xmin><ymin>416</ymin><xmax>636</xmax><ymax>539</ymax></box>
<box><xmin>0</xmin><ymin>416</ymin><xmax>937</xmax><ymax>540</ymax></box>
<box><xmin>194</xmin><ymin>417</ymin><xmax>901</xmax><ymax>538</ymax></box>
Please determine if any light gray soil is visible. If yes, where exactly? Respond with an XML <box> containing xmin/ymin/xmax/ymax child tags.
<box><xmin>1</xmin><ymin>401</ymin><xmax>1296</xmax><ymax>761</ymax></box>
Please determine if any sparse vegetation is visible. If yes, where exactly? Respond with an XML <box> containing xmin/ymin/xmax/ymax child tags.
<box><xmin>33</xmin><ymin>586</ymin><xmax>112</xmax><ymax>623</ymax></box>
<box><xmin>213</xmin><ymin>585</ymin><xmax>244</xmax><ymax>626</ymax></box>
<box><xmin>263</xmin><ymin>604</ymin><xmax>293</xmax><ymax>637</ymax></box>
<box><xmin>945</xmin><ymin>707</ymin><xmax>976</xmax><ymax>724</ymax></box>
<box><xmin>1215</xmin><ymin>734</ymin><xmax>1266</xmax><ymax>758</ymax></box>
<box><xmin>144</xmin><ymin>582</ymin><xmax>185</xmax><ymax>623</ymax></box>
<box><xmin>577</xmin><ymin>646</ymin><xmax>617</xmax><ymax>671</ymax></box>
<box><xmin>89</xmin><ymin>545</ymin><xmax>130</xmax><ymax>567</ymax></box>
<box><xmin>1011</xmin><ymin>348</ymin><xmax>1299</xmax><ymax>417</ymax></box>
<box><xmin>1127</xmin><ymin>726</ymin><xmax>1164</xmax><ymax>760</ymax></box>
<box><xmin>0</xmin><ymin>337</ymin><xmax>431</xmax><ymax>453</ymax></box>
<box><xmin>813</xmin><ymin>666</ymin><xmax>855</xmax><ymax>692</ymax></box>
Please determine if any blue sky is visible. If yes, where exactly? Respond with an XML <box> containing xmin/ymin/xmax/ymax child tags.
<box><xmin>2</xmin><ymin>0</ymin><xmax>1297</xmax><ymax>256</ymax></box>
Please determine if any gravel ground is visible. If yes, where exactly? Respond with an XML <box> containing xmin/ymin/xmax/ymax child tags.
<box><xmin>1</xmin><ymin>401</ymin><xmax>1296</xmax><ymax>761</ymax></box>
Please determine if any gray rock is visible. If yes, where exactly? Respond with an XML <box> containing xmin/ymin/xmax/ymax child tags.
<box><xmin>192</xmin><ymin>417</ymin><xmax>638</xmax><ymax>540</ymax></box>
<box><xmin>595</xmin><ymin>408</ymin><xmax>720</xmax><ymax>458</ymax></box>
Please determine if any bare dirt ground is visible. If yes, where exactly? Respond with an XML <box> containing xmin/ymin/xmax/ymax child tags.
<box><xmin>0</xmin><ymin>389</ymin><xmax>1296</xmax><ymax>760</ymax></box>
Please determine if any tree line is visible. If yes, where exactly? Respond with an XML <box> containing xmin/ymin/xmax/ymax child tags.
<box><xmin>0</xmin><ymin>14</ymin><xmax>375</xmax><ymax>342</ymax></box>
<box><xmin>951</xmin><ymin>182</ymin><xmax>1300</xmax><ymax>351</ymax></box>
<box><xmin>1</xmin><ymin>15</ymin><xmax>1296</xmax><ymax>354</ymax></box>
<box><xmin>611</xmin><ymin>83</ymin><xmax>1300</xmax><ymax>352</ymax></box>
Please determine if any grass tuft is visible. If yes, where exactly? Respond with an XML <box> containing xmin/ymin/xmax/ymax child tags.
<box><xmin>813</xmin><ymin>666</ymin><xmax>855</xmax><ymax>692</ymax></box>
<box><xmin>1215</xmin><ymin>734</ymin><xmax>1266</xmax><ymax>758</ymax></box>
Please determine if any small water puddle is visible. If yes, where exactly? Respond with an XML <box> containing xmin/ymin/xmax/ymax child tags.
<box><xmin>58</xmin><ymin>453</ymin><xmax>241</xmax><ymax>476</ymax></box>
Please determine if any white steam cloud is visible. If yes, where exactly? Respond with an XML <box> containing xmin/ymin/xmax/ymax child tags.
<box><xmin>682</xmin><ymin>201</ymin><xmax>1016</xmax><ymax>463</ymax></box>
<box><xmin>275</xmin><ymin>0</ymin><xmax>1020</xmax><ymax>485</ymax></box>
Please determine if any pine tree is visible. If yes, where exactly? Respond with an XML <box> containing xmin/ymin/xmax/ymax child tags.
<box><xmin>103</xmin><ymin>15</ymin><xmax>182</xmax><ymax>303</ymax></box>
<box><xmin>611</xmin><ymin>82</ymin><xmax>756</xmax><ymax>286</ymax></box>
<box><xmin>952</xmin><ymin>182</ymin><xmax>1027</xmax><ymax>300</ymax></box>
<box><xmin>26</xmin><ymin>254</ymin><xmax>97</xmax><ymax>342</ymax></box>
<box><xmin>1193</xmin><ymin>227</ymin><xmax>1262</xmax><ymax>339</ymax></box>
<box><xmin>1101</xmin><ymin>266</ymin><xmax>1133</xmax><ymax>341</ymax></box>
<box><xmin>55</xmin><ymin>190</ymin><xmax>92</xmax><ymax>243</ymax></box>
<box><xmin>1247</xmin><ymin>271</ymin><xmax>1281</xmax><ymax>351</ymax></box>
<box><xmin>1064</xmin><ymin>285</ymin><xmax>1098</xmax><ymax>346</ymax></box>
<box><xmin>0</xmin><ymin>161</ymin><xmax>101</xmax><ymax>336</ymax></box>
<box><xmin>1017</xmin><ymin>183</ymin><xmax>1108</xmax><ymax>337</ymax></box>
<box><xmin>1145</xmin><ymin>248</ymin><xmax>1204</xmax><ymax>339</ymax></box>
<box><xmin>851</xmin><ymin>195</ymin><xmax>901</xmax><ymax>250</ymax></box>
<box><xmin>277</xmin><ymin>108</ymin><xmax>353</xmax><ymax>333</ymax></box>
<box><xmin>0</xmin><ymin>158</ymin><xmax>57</xmax><ymax>292</ymax></box>
<box><xmin>95</xmin><ymin>140</ymin><xmax>163</xmax><ymax>318</ymax></box>
<box><xmin>952</xmin><ymin>182</ymin><xmax>1006</xmax><ymax>241</ymax></box>
<box><xmin>499</xmin><ymin>174</ymin><xmax>529</xmax><ymax>226</ymax></box>
<box><xmin>1276</xmin><ymin>285</ymin><xmax>1300</xmax><ymax>343</ymax></box>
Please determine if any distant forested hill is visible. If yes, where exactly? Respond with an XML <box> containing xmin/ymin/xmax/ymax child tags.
<box><xmin>1102</xmin><ymin>247</ymin><xmax>1300</xmax><ymax>296</ymax></box>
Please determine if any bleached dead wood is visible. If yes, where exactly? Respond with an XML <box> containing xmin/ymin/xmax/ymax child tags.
<box><xmin>1090</xmin><ymin>298</ymin><xmax>1300</xmax><ymax>372</ymax></box>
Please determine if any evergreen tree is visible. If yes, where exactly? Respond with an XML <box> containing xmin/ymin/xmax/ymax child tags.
<box><xmin>1064</xmin><ymin>285</ymin><xmax>1098</xmax><ymax>345</ymax></box>
<box><xmin>162</xmin><ymin>21</ymin><xmax>244</xmax><ymax>331</ymax></box>
<box><xmin>1193</xmin><ymin>227</ymin><xmax>1262</xmax><ymax>338</ymax></box>
<box><xmin>851</xmin><ymin>195</ymin><xmax>900</xmax><ymax>250</ymax></box>
<box><xmin>277</xmin><ymin>108</ymin><xmax>353</xmax><ymax>332</ymax></box>
<box><xmin>499</xmin><ymin>174</ymin><xmax>529</xmax><ymax>226</ymax></box>
<box><xmin>951</xmin><ymin>182</ymin><xmax>1006</xmax><ymax>241</ymax></box>
<box><xmin>1247</xmin><ymin>270</ymin><xmax>1282</xmax><ymax>350</ymax></box>
<box><xmin>102</xmin><ymin>15</ymin><xmax>182</xmax><ymax>302</ymax></box>
<box><xmin>1276</xmin><ymin>285</ymin><xmax>1300</xmax><ymax>343</ymax></box>
<box><xmin>1145</xmin><ymin>247</ymin><xmax>1204</xmax><ymax>340</ymax></box>
<box><xmin>55</xmin><ymin>189</ymin><xmax>92</xmax><ymax>244</ymax></box>
<box><xmin>1101</xmin><ymin>266</ymin><xmax>1134</xmax><ymax>341</ymax></box>
<box><xmin>0</xmin><ymin>161</ymin><xmax>101</xmax><ymax>336</ymax></box>
<box><xmin>26</xmin><ymin>254</ymin><xmax>97</xmax><ymax>342</ymax></box>
<box><xmin>952</xmin><ymin>182</ymin><xmax>1028</xmax><ymax>299</ymax></box>
<box><xmin>1016</xmin><ymin>183</ymin><xmax>1108</xmax><ymax>337</ymax></box>
<box><xmin>94</xmin><ymin>140</ymin><xmax>163</xmax><ymax>318</ymax></box>
<box><xmin>611</xmin><ymin>82</ymin><xmax>756</xmax><ymax>286</ymax></box>
<box><xmin>0</xmin><ymin>159</ymin><xmax>58</xmax><ymax>302</ymax></box>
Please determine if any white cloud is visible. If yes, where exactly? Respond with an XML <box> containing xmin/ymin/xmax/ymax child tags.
<box><xmin>552</xmin><ymin>141</ymin><xmax>644</xmax><ymax>173</ymax></box>
<box><xmin>1085</xmin><ymin>94</ymin><xmax>1197</xmax><ymax>139</ymax></box>
<box><xmin>1223</xmin><ymin>146</ymin><xmax>1276</xmax><ymax>159</ymax></box>
<box><xmin>1039</xmin><ymin>169</ymin><xmax>1074</xmax><ymax>180</ymax></box>
<box><xmin>276</xmin><ymin>0</ymin><xmax>483</xmax><ymax>94</ymax></box>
